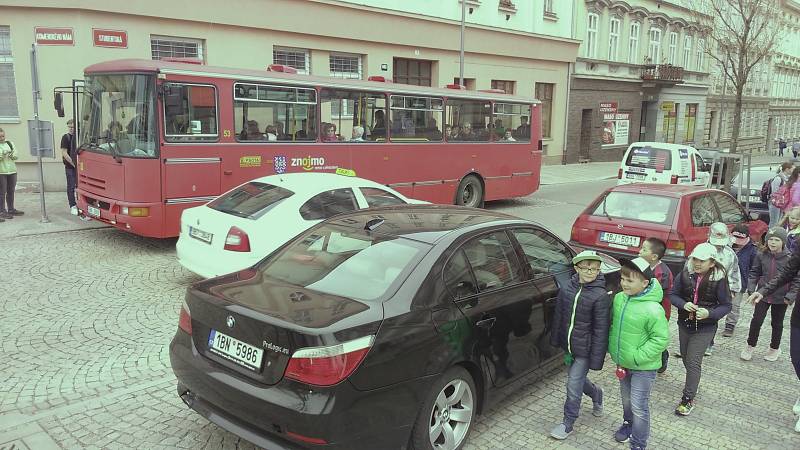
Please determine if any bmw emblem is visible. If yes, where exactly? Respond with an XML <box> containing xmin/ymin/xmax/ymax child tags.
<box><xmin>617</xmin><ymin>224</ymin><xmax>624</xmax><ymax>229</ymax></box>
<box><xmin>226</xmin><ymin>315</ymin><xmax>235</xmax><ymax>328</ymax></box>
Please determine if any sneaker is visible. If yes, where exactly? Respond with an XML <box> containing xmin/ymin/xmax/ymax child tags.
<box><xmin>549</xmin><ymin>423</ymin><xmax>573</xmax><ymax>440</ymax></box>
<box><xmin>740</xmin><ymin>345</ymin><xmax>755</xmax><ymax>361</ymax></box>
<box><xmin>764</xmin><ymin>348</ymin><xmax>781</xmax><ymax>361</ymax></box>
<box><xmin>8</xmin><ymin>209</ymin><xmax>23</xmax><ymax>216</ymax></box>
<box><xmin>614</xmin><ymin>421</ymin><xmax>631</xmax><ymax>442</ymax></box>
<box><xmin>793</xmin><ymin>397</ymin><xmax>800</xmax><ymax>415</ymax></box>
<box><xmin>704</xmin><ymin>345</ymin><xmax>713</xmax><ymax>356</ymax></box>
<box><xmin>722</xmin><ymin>327</ymin><xmax>734</xmax><ymax>337</ymax></box>
<box><xmin>70</xmin><ymin>206</ymin><xmax>79</xmax><ymax>216</ymax></box>
<box><xmin>592</xmin><ymin>387</ymin><xmax>604</xmax><ymax>417</ymax></box>
<box><xmin>675</xmin><ymin>397</ymin><xmax>695</xmax><ymax>416</ymax></box>
<box><xmin>0</xmin><ymin>211</ymin><xmax>11</xmax><ymax>219</ymax></box>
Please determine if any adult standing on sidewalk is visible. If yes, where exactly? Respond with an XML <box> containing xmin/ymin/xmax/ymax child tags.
<box><xmin>780</xmin><ymin>138</ymin><xmax>788</xmax><ymax>157</ymax></box>
<box><xmin>769</xmin><ymin>163</ymin><xmax>793</xmax><ymax>227</ymax></box>
<box><xmin>0</xmin><ymin>127</ymin><xmax>23</xmax><ymax>220</ymax></box>
<box><xmin>60</xmin><ymin>119</ymin><xmax>78</xmax><ymax>215</ymax></box>
<box><xmin>793</xmin><ymin>140</ymin><xmax>800</xmax><ymax>159</ymax></box>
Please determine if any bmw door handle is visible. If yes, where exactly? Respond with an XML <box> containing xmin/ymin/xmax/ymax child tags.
<box><xmin>476</xmin><ymin>317</ymin><xmax>496</xmax><ymax>329</ymax></box>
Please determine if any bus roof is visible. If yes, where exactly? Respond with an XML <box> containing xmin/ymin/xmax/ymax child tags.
<box><xmin>84</xmin><ymin>59</ymin><xmax>540</xmax><ymax>104</ymax></box>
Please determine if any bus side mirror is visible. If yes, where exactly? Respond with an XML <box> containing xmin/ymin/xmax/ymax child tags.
<box><xmin>54</xmin><ymin>92</ymin><xmax>65</xmax><ymax>117</ymax></box>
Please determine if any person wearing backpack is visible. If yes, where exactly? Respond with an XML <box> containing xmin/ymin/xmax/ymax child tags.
<box><xmin>766</xmin><ymin>162</ymin><xmax>793</xmax><ymax>226</ymax></box>
<box><xmin>779</xmin><ymin>167</ymin><xmax>800</xmax><ymax>215</ymax></box>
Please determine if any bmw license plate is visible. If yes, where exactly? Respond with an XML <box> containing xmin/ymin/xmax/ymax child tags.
<box><xmin>87</xmin><ymin>205</ymin><xmax>101</xmax><ymax>217</ymax></box>
<box><xmin>208</xmin><ymin>329</ymin><xmax>264</xmax><ymax>371</ymax></box>
<box><xmin>189</xmin><ymin>226</ymin><xmax>213</xmax><ymax>244</ymax></box>
<box><xmin>600</xmin><ymin>232</ymin><xmax>640</xmax><ymax>247</ymax></box>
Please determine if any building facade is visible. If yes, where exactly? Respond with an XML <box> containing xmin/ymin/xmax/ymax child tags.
<box><xmin>0</xmin><ymin>0</ymin><xmax>579</xmax><ymax>190</ymax></box>
<box><xmin>567</xmin><ymin>0</ymin><xmax>712</xmax><ymax>163</ymax></box>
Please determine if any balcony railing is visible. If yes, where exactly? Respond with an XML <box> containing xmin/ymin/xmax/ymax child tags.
<box><xmin>640</xmin><ymin>64</ymin><xmax>684</xmax><ymax>83</ymax></box>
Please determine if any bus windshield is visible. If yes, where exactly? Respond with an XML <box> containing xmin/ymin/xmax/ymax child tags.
<box><xmin>80</xmin><ymin>74</ymin><xmax>157</xmax><ymax>158</ymax></box>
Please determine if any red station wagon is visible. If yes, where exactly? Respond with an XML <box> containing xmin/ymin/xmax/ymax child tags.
<box><xmin>570</xmin><ymin>184</ymin><xmax>768</xmax><ymax>273</ymax></box>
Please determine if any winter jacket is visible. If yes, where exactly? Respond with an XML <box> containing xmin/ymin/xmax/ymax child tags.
<box><xmin>787</xmin><ymin>227</ymin><xmax>800</xmax><ymax>255</ymax></box>
<box><xmin>757</xmin><ymin>242</ymin><xmax>800</xmax><ymax>303</ymax></box>
<box><xmin>652</xmin><ymin>261</ymin><xmax>674</xmax><ymax>320</ymax></box>
<box><xmin>685</xmin><ymin>245</ymin><xmax>740</xmax><ymax>292</ymax></box>
<box><xmin>608</xmin><ymin>279</ymin><xmax>670</xmax><ymax>371</ymax></box>
<box><xmin>786</xmin><ymin>182</ymin><xmax>800</xmax><ymax>212</ymax></box>
<box><xmin>735</xmin><ymin>241</ymin><xmax>757</xmax><ymax>292</ymax></box>
<box><xmin>550</xmin><ymin>273</ymin><xmax>610</xmax><ymax>370</ymax></box>
<box><xmin>0</xmin><ymin>141</ymin><xmax>17</xmax><ymax>175</ymax></box>
<box><xmin>748</xmin><ymin>249</ymin><xmax>797</xmax><ymax>304</ymax></box>
<box><xmin>670</xmin><ymin>267</ymin><xmax>732</xmax><ymax>333</ymax></box>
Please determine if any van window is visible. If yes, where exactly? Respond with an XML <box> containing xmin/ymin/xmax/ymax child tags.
<box><xmin>591</xmin><ymin>192</ymin><xmax>678</xmax><ymax>225</ymax></box>
<box><xmin>625</xmin><ymin>146</ymin><xmax>672</xmax><ymax>172</ymax></box>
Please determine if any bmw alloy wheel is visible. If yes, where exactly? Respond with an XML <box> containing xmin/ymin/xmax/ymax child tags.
<box><xmin>428</xmin><ymin>379</ymin><xmax>474</xmax><ymax>450</ymax></box>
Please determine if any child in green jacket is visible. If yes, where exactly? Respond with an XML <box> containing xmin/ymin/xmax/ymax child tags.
<box><xmin>608</xmin><ymin>257</ymin><xmax>670</xmax><ymax>450</ymax></box>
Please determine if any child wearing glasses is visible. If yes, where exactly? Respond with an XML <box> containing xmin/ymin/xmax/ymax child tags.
<box><xmin>549</xmin><ymin>251</ymin><xmax>610</xmax><ymax>440</ymax></box>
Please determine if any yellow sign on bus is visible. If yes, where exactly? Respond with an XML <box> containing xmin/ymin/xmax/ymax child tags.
<box><xmin>239</xmin><ymin>156</ymin><xmax>262</xmax><ymax>168</ymax></box>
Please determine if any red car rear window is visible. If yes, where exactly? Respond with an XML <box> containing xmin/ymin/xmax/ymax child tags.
<box><xmin>626</xmin><ymin>146</ymin><xmax>673</xmax><ymax>172</ymax></box>
<box><xmin>591</xmin><ymin>191</ymin><xmax>678</xmax><ymax>225</ymax></box>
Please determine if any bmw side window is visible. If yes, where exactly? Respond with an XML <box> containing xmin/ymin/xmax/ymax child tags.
<box><xmin>461</xmin><ymin>232</ymin><xmax>523</xmax><ymax>292</ymax></box>
<box><xmin>691</xmin><ymin>195</ymin><xmax>718</xmax><ymax>227</ymax></box>
<box><xmin>299</xmin><ymin>189</ymin><xmax>358</xmax><ymax>220</ymax></box>
<box><xmin>510</xmin><ymin>228</ymin><xmax>571</xmax><ymax>279</ymax></box>
<box><xmin>711</xmin><ymin>192</ymin><xmax>747</xmax><ymax>224</ymax></box>
<box><xmin>360</xmin><ymin>187</ymin><xmax>405</xmax><ymax>207</ymax></box>
<box><xmin>443</xmin><ymin>250</ymin><xmax>478</xmax><ymax>299</ymax></box>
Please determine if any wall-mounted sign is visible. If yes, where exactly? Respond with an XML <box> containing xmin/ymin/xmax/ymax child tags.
<box><xmin>599</xmin><ymin>102</ymin><xmax>618</xmax><ymax>114</ymax></box>
<box><xmin>93</xmin><ymin>29</ymin><xmax>128</xmax><ymax>48</ymax></box>
<box><xmin>35</xmin><ymin>27</ymin><xmax>74</xmax><ymax>45</ymax></box>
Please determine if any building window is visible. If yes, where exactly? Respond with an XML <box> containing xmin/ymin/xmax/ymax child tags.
<box><xmin>695</xmin><ymin>38</ymin><xmax>705</xmax><ymax>71</ymax></box>
<box><xmin>628</xmin><ymin>22</ymin><xmax>640</xmax><ymax>64</ymax></box>
<box><xmin>647</xmin><ymin>27</ymin><xmax>662</xmax><ymax>64</ymax></box>
<box><xmin>668</xmin><ymin>32</ymin><xmax>678</xmax><ymax>65</ymax></box>
<box><xmin>491</xmin><ymin>80</ymin><xmax>516</xmax><ymax>95</ymax></box>
<box><xmin>329</xmin><ymin>53</ymin><xmax>362</xmax><ymax>79</ymax></box>
<box><xmin>682</xmin><ymin>35</ymin><xmax>692</xmax><ymax>69</ymax></box>
<box><xmin>393</xmin><ymin>58</ymin><xmax>432</xmax><ymax>86</ymax></box>
<box><xmin>273</xmin><ymin>47</ymin><xmax>310</xmax><ymax>74</ymax></box>
<box><xmin>0</xmin><ymin>26</ymin><xmax>18</xmax><ymax>119</ymax></box>
<box><xmin>586</xmin><ymin>13</ymin><xmax>599</xmax><ymax>58</ymax></box>
<box><xmin>543</xmin><ymin>0</ymin><xmax>554</xmax><ymax>14</ymax></box>
<box><xmin>535</xmin><ymin>82</ymin><xmax>554</xmax><ymax>139</ymax></box>
<box><xmin>608</xmin><ymin>18</ymin><xmax>620</xmax><ymax>62</ymax></box>
<box><xmin>150</xmin><ymin>35</ymin><xmax>204</xmax><ymax>62</ymax></box>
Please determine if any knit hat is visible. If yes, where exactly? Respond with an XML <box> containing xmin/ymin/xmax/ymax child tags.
<box><xmin>731</xmin><ymin>223</ymin><xmax>750</xmax><ymax>246</ymax></box>
<box><xmin>708</xmin><ymin>222</ymin><xmax>731</xmax><ymax>246</ymax></box>
<box><xmin>620</xmin><ymin>257</ymin><xmax>653</xmax><ymax>279</ymax></box>
<box><xmin>765</xmin><ymin>227</ymin><xmax>788</xmax><ymax>248</ymax></box>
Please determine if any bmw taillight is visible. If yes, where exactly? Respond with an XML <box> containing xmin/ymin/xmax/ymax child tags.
<box><xmin>284</xmin><ymin>335</ymin><xmax>374</xmax><ymax>386</ymax></box>
<box><xmin>224</xmin><ymin>226</ymin><xmax>251</xmax><ymax>252</ymax></box>
<box><xmin>670</xmin><ymin>175</ymin><xmax>679</xmax><ymax>184</ymax></box>
<box><xmin>178</xmin><ymin>301</ymin><xmax>192</xmax><ymax>334</ymax></box>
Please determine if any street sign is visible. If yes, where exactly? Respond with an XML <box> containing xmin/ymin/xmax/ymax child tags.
<box><xmin>27</xmin><ymin>119</ymin><xmax>55</xmax><ymax>158</ymax></box>
<box><xmin>92</xmin><ymin>29</ymin><xmax>128</xmax><ymax>48</ymax></box>
<box><xmin>34</xmin><ymin>27</ymin><xmax>74</xmax><ymax>46</ymax></box>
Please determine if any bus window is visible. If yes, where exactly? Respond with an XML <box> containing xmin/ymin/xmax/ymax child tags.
<box><xmin>389</xmin><ymin>95</ymin><xmax>443</xmax><ymax>142</ymax></box>
<box><xmin>493</xmin><ymin>103</ymin><xmax>532</xmax><ymax>142</ymax></box>
<box><xmin>163</xmin><ymin>84</ymin><xmax>218</xmax><ymax>142</ymax></box>
<box><xmin>320</xmin><ymin>89</ymin><xmax>386</xmax><ymax>143</ymax></box>
<box><xmin>234</xmin><ymin>83</ymin><xmax>317</xmax><ymax>142</ymax></box>
<box><xmin>446</xmin><ymin>99</ymin><xmax>491</xmax><ymax>142</ymax></box>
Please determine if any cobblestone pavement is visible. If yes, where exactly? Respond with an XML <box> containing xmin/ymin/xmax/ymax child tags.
<box><xmin>2</xmin><ymin>217</ymin><xmax>800</xmax><ymax>449</ymax></box>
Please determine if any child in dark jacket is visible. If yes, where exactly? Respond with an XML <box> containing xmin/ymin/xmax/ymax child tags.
<box><xmin>741</xmin><ymin>227</ymin><xmax>797</xmax><ymax>361</ymax></box>
<box><xmin>723</xmin><ymin>223</ymin><xmax>758</xmax><ymax>337</ymax></box>
<box><xmin>670</xmin><ymin>243</ymin><xmax>732</xmax><ymax>416</ymax></box>
<box><xmin>549</xmin><ymin>251</ymin><xmax>610</xmax><ymax>440</ymax></box>
<box><xmin>639</xmin><ymin>237</ymin><xmax>673</xmax><ymax>373</ymax></box>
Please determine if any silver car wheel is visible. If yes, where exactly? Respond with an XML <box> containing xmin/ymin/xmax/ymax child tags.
<box><xmin>428</xmin><ymin>378</ymin><xmax>474</xmax><ymax>450</ymax></box>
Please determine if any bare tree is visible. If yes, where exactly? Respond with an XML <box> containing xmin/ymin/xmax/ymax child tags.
<box><xmin>686</xmin><ymin>0</ymin><xmax>784</xmax><ymax>157</ymax></box>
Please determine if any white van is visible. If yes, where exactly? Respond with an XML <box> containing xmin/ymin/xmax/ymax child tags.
<box><xmin>617</xmin><ymin>142</ymin><xmax>710</xmax><ymax>187</ymax></box>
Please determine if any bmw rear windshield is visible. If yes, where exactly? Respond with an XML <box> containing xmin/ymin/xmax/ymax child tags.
<box><xmin>626</xmin><ymin>146</ymin><xmax>673</xmax><ymax>171</ymax></box>
<box><xmin>208</xmin><ymin>182</ymin><xmax>294</xmax><ymax>219</ymax></box>
<box><xmin>591</xmin><ymin>192</ymin><xmax>678</xmax><ymax>225</ymax></box>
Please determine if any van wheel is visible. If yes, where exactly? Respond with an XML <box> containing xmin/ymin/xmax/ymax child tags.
<box><xmin>455</xmin><ymin>175</ymin><xmax>484</xmax><ymax>208</ymax></box>
<box><xmin>409</xmin><ymin>366</ymin><xmax>476</xmax><ymax>450</ymax></box>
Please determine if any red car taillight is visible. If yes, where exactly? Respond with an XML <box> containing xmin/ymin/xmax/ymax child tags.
<box><xmin>178</xmin><ymin>301</ymin><xmax>192</xmax><ymax>334</ymax></box>
<box><xmin>224</xmin><ymin>226</ymin><xmax>251</xmax><ymax>252</ymax></box>
<box><xmin>284</xmin><ymin>335</ymin><xmax>374</xmax><ymax>386</ymax></box>
<box><xmin>670</xmin><ymin>174</ymin><xmax>679</xmax><ymax>184</ymax></box>
<box><xmin>617</xmin><ymin>168</ymin><xmax>623</xmax><ymax>179</ymax></box>
<box><xmin>666</xmin><ymin>236</ymin><xmax>686</xmax><ymax>258</ymax></box>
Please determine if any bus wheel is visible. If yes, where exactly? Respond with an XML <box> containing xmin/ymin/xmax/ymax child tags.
<box><xmin>456</xmin><ymin>175</ymin><xmax>484</xmax><ymax>208</ymax></box>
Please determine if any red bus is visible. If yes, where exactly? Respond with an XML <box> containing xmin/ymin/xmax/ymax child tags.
<box><xmin>74</xmin><ymin>59</ymin><xmax>542</xmax><ymax>238</ymax></box>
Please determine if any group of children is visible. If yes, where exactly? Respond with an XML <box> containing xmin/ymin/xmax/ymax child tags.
<box><xmin>549</xmin><ymin>222</ymin><xmax>798</xmax><ymax>449</ymax></box>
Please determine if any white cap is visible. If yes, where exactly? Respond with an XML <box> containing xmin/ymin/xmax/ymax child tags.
<box><xmin>690</xmin><ymin>242</ymin><xmax>718</xmax><ymax>261</ymax></box>
<box><xmin>708</xmin><ymin>222</ymin><xmax>731</xmax><ymax>246</ymax></box>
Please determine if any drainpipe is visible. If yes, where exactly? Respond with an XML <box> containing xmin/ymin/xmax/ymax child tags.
<box><xmin>562</xmin><ymin>0</ymin><xmax>578</xmax><ymax>165</ymax></box>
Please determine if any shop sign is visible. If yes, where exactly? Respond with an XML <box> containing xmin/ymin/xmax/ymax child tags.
<box><xmin>602</xmin><ymin>112</ymin><xmax>631</xmax><ymax>147</ymax></box>
<box><xmin>93</xmin><ymin>29</ymin><xmax>128</xmax><ymax>48</ymax></box>
<box><xmin>34</xmin><ymin>27</ymin><xmax>74</xmax><ymax>45</ymax></box>
<box><xmin>599</xmin><ymin>102</ymin><xmax>618</xmax><ymax>114</ymax></box>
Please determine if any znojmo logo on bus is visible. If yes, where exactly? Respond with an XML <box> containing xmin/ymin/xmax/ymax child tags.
<box><xmin>291</xmin><ymin>156</ymin><xmax>326</xmax><ymax>171</ymax></box>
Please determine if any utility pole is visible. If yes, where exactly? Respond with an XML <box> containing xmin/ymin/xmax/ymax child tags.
<box><xmin>30</xmin><ymin>43</ymin><xmax>50</xmax><ymax>223</ymax></box>
<box><xmin>716</xmin><ymin>53</ymin><xmax>728</xmax><ymax>149</ymax></box>
<box><xmin>459</xmin><ymin>0</ymin><xmax>466</xmax><ymax>86</ymax></box>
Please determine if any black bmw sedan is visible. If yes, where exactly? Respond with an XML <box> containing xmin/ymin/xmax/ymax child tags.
<box><xmin>170</xmin><ymin>205</ymin><xmax>619</xmax><ymax>449</ymax></box>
